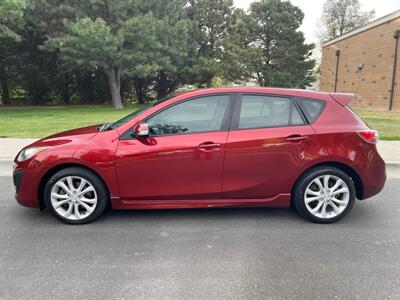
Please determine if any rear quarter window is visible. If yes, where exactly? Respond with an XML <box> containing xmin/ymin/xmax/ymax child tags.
<box><xmin>296</xmin><ymin>98</ymin><xmax>326</xmax><ymax>123</ymax></box>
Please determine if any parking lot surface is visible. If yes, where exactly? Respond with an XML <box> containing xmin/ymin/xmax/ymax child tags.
<box><xmin>1</xmin><ymin>172</ymin><xmax>400</xmax><ymax>299</ymax></box>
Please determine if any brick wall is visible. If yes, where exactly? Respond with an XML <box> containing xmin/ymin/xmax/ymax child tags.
<box><xmin>320</xmin><ymin>16</ymin><xmax>400</xmax><ymax>110</ymax></box>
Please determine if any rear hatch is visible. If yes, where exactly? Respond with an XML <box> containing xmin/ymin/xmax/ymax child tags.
<box><xmin>330</xmin><ymin>93</ymin><xmax>378</xmax><ymax>144</ymax></box>
<box><xmin>329</xmin><ymin>93</ymin><xmax>353</xmax><ymax>106</ymax></box>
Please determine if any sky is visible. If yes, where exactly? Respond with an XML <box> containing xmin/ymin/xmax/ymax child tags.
<box><xmin>233</xmin><ymin>0</ymin><xmax>400</xmax><ymax>44</ymax></box>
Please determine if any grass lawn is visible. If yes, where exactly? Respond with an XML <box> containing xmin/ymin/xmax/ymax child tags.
<box><xmin>0</xmin><ymin>104</ymin><xmax>399</xmax><ymax>140</ymax></box>
<box><xmin>353</xmin><ymin>108</ymin><xmax>400</xmax><ymax>140</ymax></box>
<box><xmin>0</xmin><ymin>105</ymin><xmax>144</xmax><ymax>138</ymax></box>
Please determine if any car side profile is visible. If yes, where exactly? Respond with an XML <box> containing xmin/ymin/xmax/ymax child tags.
<box><xmin>13</xmin><ymin>88</ymin><xmax>386</xmax><ymax>224</ymax></box>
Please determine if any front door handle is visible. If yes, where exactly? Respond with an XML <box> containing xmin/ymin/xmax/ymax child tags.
<box><xmin>197</xmin><ymin>142</ymin><xmax>222</xmax><ymax>150</ymax></box>
<box><xmin>285</xmin><ymin>135</ymin><xmax>309</xmax><ymax>142</ymax></box>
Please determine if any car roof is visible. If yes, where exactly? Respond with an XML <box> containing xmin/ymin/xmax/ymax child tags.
<box><xmin>116</xmin><ymin>87</ymin><xmax>338</xmax><ymax>134</ymax></box>
<box><xmin>173</xmin><ymin>87</ymin><xmax>333</xmax><ymax>101</ymax></box>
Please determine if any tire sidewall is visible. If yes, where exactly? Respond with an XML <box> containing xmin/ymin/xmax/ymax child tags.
<box><xmin>294</xmin><ymin>167</ymin><xmax>356</xmax><ymax>224</ymax></box>
<box><xmin>44</xmin><ymin>167</ymin><xmax>108</xmax><ymax>224</ymax></box>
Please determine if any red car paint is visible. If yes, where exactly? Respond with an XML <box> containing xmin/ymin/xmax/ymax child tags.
<box><xmin>13</xmin><ymin>87</ymin><xmax>386</xmax><ymax>210</ymax></box>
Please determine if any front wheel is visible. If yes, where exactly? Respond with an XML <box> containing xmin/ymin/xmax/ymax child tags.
<box><xmin>44</xmin><ymin>167</ymin><xmax>108</xmax><ymax>224</ymax></box>
<box><xmin>293</xmin><ymin>166</ymin><xmax>356</xmax><ymax>224</ymax></box>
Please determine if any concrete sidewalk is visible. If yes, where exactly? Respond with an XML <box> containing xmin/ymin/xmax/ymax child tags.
<box><xmin>0</xmin><ymin>138</ymin><xmax>37</xmax><ymax>159</ymax></box>
<box><xmin>0</xmin><ymin>138</ymin><xmax>399</xmax><ymax>176</ymax></box>
<box><xmin>379</xmin><ymin>141</ymin><xmax>400</xmax><ymax>164</ymax></box>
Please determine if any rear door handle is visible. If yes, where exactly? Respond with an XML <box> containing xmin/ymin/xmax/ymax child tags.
<box><xmin>197</xmin><ymin>142</ymin><xmax>222</xmax><ymax>150</ymax></box>
<box><xmin>285</xmin><ymin>135</ymin><xmax>309</xmax><ymax>142</ymax></box>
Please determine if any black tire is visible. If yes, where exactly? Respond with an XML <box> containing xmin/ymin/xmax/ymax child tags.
<box><xmin>293</xmin><ymin>166</ymin><xmax>356</xmax><ymax>224</ymax></box>
<box><xmin>44</xmin><ymin>167</ymin><xmax>108</xmax><ymax>224</ymax></box>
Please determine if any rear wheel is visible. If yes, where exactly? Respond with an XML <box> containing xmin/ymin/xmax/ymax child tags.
<box><xmin>44</xmin><ymin>167</ymin><xmax>108</xmax><ymax>224</ymax></box>
<box><xmin>293</xmin><ymin>166</ymin><xmax>356</xmax><ymax>223</ymax></box>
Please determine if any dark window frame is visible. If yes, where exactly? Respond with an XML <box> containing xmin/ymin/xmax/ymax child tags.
<box><xmin>120</xmin><ymin>93</ymin><xmax>236</xmax><ymax>140</ymax></box>
<box><xmin>230</xmin><ymin>93</ymin><xmax>308</xmax><ymax>131</ymax></box>
<box><xmin>295</xmin><ymin>97</ymin><xmax>326</xmax><ymax>124</ymax></box>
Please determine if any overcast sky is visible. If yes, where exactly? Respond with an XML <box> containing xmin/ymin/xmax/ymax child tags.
<box><xmin>233</xmin><ymin>0</ymin><xmax>400</xmax><ymax>44</ymax></box>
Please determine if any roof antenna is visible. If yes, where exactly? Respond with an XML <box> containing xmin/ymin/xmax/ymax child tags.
<box><xmin>294</xmin><ymin>71</ymin><xmax>313</xmax><ymax>89</ymax></box>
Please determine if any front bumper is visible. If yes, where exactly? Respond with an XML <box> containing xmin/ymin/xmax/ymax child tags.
<box><xmin>13</xmin><ymin>161</ymin><xmax>41</xmax><ymax>208</ymax></box>
<box><xmin>13</xmin><ymin>169</ymin><xmax>24</xmax><ymax>192</ymax></box>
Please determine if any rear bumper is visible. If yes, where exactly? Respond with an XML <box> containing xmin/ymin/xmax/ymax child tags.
<box><xmin>359</xmin><ymin>149</ymin><xmax>386</xmax><ymax>200</ymax></box>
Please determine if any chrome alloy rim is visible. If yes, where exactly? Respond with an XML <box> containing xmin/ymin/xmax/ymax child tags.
<box><xmin>304</xmin><ymin>175</ymin><xmax>350</xmax><ymax>219</ymax></box>
<box><xmin>50</xmin><ymin>176</ymin><xmax>97</xmax><ymax>220</ymax></box>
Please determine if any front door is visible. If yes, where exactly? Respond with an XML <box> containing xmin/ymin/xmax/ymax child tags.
<box><xmin>116</xmin><ymin>94</ymin><xmax>233</xmax><ymax>200</ymax></box>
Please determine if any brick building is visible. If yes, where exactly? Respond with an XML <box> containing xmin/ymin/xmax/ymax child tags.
<box><xmin>320</xmin><ymin>10</ymin><xmax>400</xmax><ymax>110</ymax></box>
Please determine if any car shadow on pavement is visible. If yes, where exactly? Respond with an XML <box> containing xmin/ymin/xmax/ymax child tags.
<box><xmin>8</xmin><ymin>195</ymin><xmax>381</xmax><ymax>227</ymax></box>
<box><xmin>100</xmin><ymin>201</ymin><xmax>375</xmax><ymax>225</ymax></box>
<box><xmin>103</xmin><ymin>206</ymin><xmax>302</xmax><ymax>222</ymax></box>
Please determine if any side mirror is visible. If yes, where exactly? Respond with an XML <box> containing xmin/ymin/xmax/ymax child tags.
<box><xmin>133</xmin><ymin>123</ymin><xmax>149</xmax><ymax>138</ymax></box>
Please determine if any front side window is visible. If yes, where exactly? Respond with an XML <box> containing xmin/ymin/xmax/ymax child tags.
<box><xmin>146</xmin><ymin>95</ymin><xmax>230</xmax><ymax>136</ymax></box>
<box><xmin>238</xmin><ymin>95</ymin><xmax>304</xmax><ymax>129</ymax></box>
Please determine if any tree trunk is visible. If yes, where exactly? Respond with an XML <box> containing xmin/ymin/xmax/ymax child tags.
<box><xmin>0</xmin><ymin>78</ymin><xmax>10</xmax><ymax>105</ymax></box>
<box><xmin>62</xmin><ymin>73</ymin><xmax>70</xmax><ymax>105</ymax></box>
<box><xmin>206</xmin><ymin>75</ymin><xmax>213</xmax><ymax>88</ymax></box>
<box><xmin>255</xmin><ymin>71</ymin><xmax>264</xmax><ymax>87</ymax></box>
<box><xmin>134</xmin><ymin>78</ymin><xmax>146</xmax><ymax>104</ymax></box>
<box><xmin>80</xmin><ymin>72</ymin><xmax>96</xmax><ymax>103</ymax></box>
<box><xmin>107</xmin><ymin>67</ymin><xmax>123</xmax><ymax>109</ymax></box>
<box><xmin>156</xmin><ymin>71</ymin><xmax>171</xmax><ymax>99</ymax></box>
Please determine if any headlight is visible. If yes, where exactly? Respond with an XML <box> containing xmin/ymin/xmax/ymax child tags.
<box><xmin>17</xmin><ymin>147</ymin><xmax>49</xmax><ymax>162</ymax></box>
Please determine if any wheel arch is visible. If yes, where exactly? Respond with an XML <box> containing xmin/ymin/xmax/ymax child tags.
<box><xmin>38</xmin><ymin>163</ymin><xmax>110</xmax><ymax>210</ymax></box>
<box><xmin>291</xmin><ymin>161</ymin><xmax>364</xmax><ymax>201</ymax></box>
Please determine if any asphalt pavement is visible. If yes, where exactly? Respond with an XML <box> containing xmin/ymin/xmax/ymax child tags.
<box><xmin>1</xmin><ymin>170</ymin><xmax>400</xmax><ymax>299</ymax></box>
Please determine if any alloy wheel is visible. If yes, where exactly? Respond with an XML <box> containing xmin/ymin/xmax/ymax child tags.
<box><xmin>50</xmin><ymin>176</ymin><xmax>98</xmax><ymax>221</ymax></box>
<box><xmin>304</xmin><ymin>175</ymin><xmax>350</xmax><ymax>219</ymax></box>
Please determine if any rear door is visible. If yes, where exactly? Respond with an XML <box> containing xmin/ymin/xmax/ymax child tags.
<box><xmin>222</xmin><ymin>93</ymin><xmax>315</xmax><ymax>199</ymax></box>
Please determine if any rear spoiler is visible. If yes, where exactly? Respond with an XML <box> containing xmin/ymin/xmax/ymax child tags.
<box><xmin>330</xmin><ymin>93</ymin><xmax>353</xmax><ymax>106</ymax></box>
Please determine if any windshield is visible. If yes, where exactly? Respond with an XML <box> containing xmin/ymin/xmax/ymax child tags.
<box><xmin>109</xmin><ymin>105</ymin><xmax>152</xmax><ymax>129</ymax></box>
<box><xmin>109</xmin><ymin>95</ymin><xmax>175</xmax><ymax>129</ymax></box>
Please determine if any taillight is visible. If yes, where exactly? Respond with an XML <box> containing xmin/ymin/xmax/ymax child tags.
<box><xmin>356</xmin><ymin>130</ymin><xmax>378</xmax><ymax>144</ymax></box>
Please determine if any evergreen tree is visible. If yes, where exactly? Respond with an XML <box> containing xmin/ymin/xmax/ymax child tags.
<box><xmin>0</xmin><ymin>0</ymin><xmax>26</xmax><ymax>104</ymax></box>
<box><xmin>241</xmin><ymin>0</ymin><xmax>315</xmax><ymax>88</ymax></box>
<box><xmin>187</xmin><ymin>0</ymin><xmax>236</xmax><ymax>87</ymax></box>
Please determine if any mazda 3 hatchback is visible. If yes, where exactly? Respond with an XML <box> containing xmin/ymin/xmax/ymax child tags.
<box><xmin>13</xmin><ymin>88</ymin><xmax>386</xmax><ymax>224</ymax></box>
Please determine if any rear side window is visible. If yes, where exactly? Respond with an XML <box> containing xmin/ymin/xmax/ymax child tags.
<box><xmin>237</xmin><ymin>95</ymin><xmax>305</xmax><ymax>129</ymax></box>
<box><xmin>296</xmin><ymin>98</ymin><xmax>326</xmax><ymax>123</ymax></box>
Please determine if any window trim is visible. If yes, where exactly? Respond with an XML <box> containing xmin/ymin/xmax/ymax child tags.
<box><xmin>230</xmin><ymin>93</ymin><xmax>308</xmax><ymax>131</ymax></box>
<box><xmin>120</xmin><ymin>93</ymin><xmax>235</xmax><ymax>140</ymax></box>
<box><xmin>295</xmin><ymin>97</ymin><xmax>327</xmax><ymax>124</ymax></box>
<box><xmin>291</xmin><ymin>99</ymin><xmax>308</xmax><ymax>125</ymax></box>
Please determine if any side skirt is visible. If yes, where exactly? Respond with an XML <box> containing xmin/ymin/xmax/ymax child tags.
<box><xmin>111</xmin><ymin>194</ymin><xmax>291</xmax><ymax>210</ymax></box>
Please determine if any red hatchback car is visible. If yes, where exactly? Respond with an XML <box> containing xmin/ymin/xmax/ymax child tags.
<box><xmin>13</xmin><ymin>88</ymin><xmax>386</xmax><ymax>224</ymax></box>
